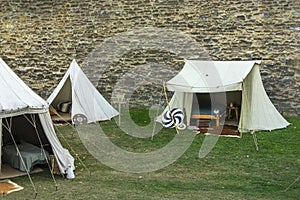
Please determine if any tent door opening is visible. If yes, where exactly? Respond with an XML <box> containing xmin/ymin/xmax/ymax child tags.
<box><xmin>190</xmin><ymin>91</ymin><xmax>242</xmax><ymax>126</ymax></box>
<box><xmin>190</xmin><ymin>91</ymin><xmax>242</xmax><ymax>137</ymax></box>
<box><xmin>1</xmin><ymin>114</ymin><xmax>53</xmax><ymax>178</ymax></box>
<box><xmin>50</xmin><ymin>77</ymin><xmax>72</xmax><ymax>123</ymax></box>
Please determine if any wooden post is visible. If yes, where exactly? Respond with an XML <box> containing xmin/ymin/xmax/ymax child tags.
<box><xmin>251</xmin><ymin>130</ymin><xmax>259</xmax><ymax>151</ymax></box>
<box><xmin>118</xmin><ymin>102</ymin><xmax>121</xmax><ymax>126</ymax></box>
<box><xmin>163</xmin><ymin>82</ymin><xmax>179</xmax><ymax>134</ymax></box>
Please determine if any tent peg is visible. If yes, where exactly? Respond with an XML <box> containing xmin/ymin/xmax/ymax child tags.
<box><xmin>251</xmin><ymin>130</ymin><xmax>259</xmax><ymax>151</ymax></box>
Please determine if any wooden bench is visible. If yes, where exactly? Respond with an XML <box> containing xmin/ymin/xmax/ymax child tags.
<box><xmin>191</xmin><ymin>114</ymin><xmax>220</xmax><ymax>126</ymax></box>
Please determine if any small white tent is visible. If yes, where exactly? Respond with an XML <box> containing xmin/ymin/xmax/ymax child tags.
<box><xmin>0</xmin><ymin>58</ymin><xmax>75</xmax><ymax>175</ymax></box>
<box><xmin>159</xmin><ymin>60</ymin><xmax>290</xmax><ymax>133</ymax></box>
<box><xmin>47</xmin><ymin>59</ymin><xmax>119</xmax><ymax>124</ymax></box>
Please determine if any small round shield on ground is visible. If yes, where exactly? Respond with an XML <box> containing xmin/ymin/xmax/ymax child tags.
<box><xmin>72</xmin><ymin>114</ymin><xmax>88</xmax><ymax>126</ymax></box>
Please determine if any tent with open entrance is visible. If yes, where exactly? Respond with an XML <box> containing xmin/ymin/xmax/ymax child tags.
<box><xmin>47</xmin><ymin>59</ymin><xmax>119</xmax><ymax>124</ymax></box>
<box><xmin>158</xmin><ymin>60</ymin><xmax>290</xmax><ymax>133</ymax></box>
<box><xmin>0</xmin><ymin>58</ymin><xmax>74</xmax><ymax>177</ymax></box>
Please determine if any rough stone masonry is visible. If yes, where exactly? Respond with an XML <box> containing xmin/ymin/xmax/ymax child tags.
<box><xmin>0</xmin><ymin>0</ymin><xmax>299</xmax><ymax>116</ymax></box>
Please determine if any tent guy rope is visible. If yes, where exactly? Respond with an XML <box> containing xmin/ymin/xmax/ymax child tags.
<box><xmin>23</xmin><ymin>114</ymin><xmax>59</xmax><ymax>191</ymax></box>
<box><xmin>50</xmin><ymin>105</ymin><xmax>91</xmax><ymax>175</ymax></box>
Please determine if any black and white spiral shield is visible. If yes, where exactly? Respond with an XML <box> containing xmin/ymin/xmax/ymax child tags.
<box><xmin>162</xmin><ymin>108</ymin><xmax>184</xmax><ymax>128</ymax></box>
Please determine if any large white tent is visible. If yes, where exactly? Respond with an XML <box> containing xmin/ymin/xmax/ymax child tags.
<box><xmin>47</xmin><ymin>59</ymin><xmax>119</xmax><ymax>124</ymax></box>
<box><xmin>159</xmin><ymin>60</ymin><xmax>290</xmax><ymax>133</ymax></box>
<box><xmin>0</xmin><ymin>58</ymin><xmax>75</xmax><ymax>175</ymax></box>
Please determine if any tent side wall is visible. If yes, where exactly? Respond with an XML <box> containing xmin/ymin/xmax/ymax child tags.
<box><xmin>70</xmin><ymin>61</ymin><xmax>119</xmax><ymax>123</ymax></box>
<box><xmin>39</xmin><ymin>112</ymin><xmax>75</xmax><ymax>173</ymax></box>
<box><xmin>239</xmin><ymin>64</ymin><xmax>290</xmax><ymax>132</ymax></box>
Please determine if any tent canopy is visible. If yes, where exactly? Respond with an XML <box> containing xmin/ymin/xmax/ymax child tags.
<box><xmin>47</xmin><ymin>59</ymin><xmax>119</xmax><ymax>124</ymax></box>
<box><xmin>161</xmin><ymin>60</ymin><xmax>289</xmax><ymax>133</ymax></box>
<box><xmin>167</xmin><ymin>60</ymin><xmax>261</xmax><ymax>93</ymax></box>
<box><xmin>0</xmin><ymin>58</ymin><xmax>75</xmax><ymax>175</ymax></box>
<box><xmin>0</xmin><ymin>58</ymin><xmax>48</xmax><ymax>118</ymax></box>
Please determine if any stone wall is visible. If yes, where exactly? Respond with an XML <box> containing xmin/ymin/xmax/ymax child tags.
<box><xmin>0</xmin><ymin>0</ymin><xmax>299</xmax><ymax>116</ymax></box>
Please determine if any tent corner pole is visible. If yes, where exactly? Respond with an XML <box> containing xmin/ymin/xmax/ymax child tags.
<box><xmin>0</xmin><ymin>118</ymin><xmax>2</xmax><ymax>175</ymax></box>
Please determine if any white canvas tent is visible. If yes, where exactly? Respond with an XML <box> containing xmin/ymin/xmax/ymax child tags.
<box><xmin>0</xmin><ymin>58</ymin><xmax>75</xmax><ymax>175</ymax></box>
<box><xmin>159</xmin><ymin>60</ymin><xmax>290</xmax><ymax>133</ymax></box>
<box><xmin>47</xmin><ymin>59</ymin><xmax>119</xmax><ymax>124</ymax></box>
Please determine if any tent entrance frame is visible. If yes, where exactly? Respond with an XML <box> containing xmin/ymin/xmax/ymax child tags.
<box><xmin>50</xmin><ymin>77</ymin><xmax>72</xmax><ymax>123</ymax></box>
<box><xmin>1</xmin><ymin>114</ymin><xmax>60</xmax><ymax>195</ymax></box>
<box><xmin>189</xmin><ymin>91</ymin><xmax>242</xmax><ymax>128</ymax></box>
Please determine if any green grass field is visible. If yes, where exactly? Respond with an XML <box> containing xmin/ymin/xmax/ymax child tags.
<box><xmin>2</xmin><ymin>111</ymin><xmax>299</xmax><ymax>200</ymax></box>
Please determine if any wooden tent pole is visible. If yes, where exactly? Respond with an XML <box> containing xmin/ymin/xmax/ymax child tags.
<box><xmin>163</xmin><ymin>82</ymin><xmax>179</xmax><ymax>134</ymax></box>
<box><xmin>3</xmin><ymin>118</ymin><xmax>38</xmax><ymax>198</ymax></box>
<box><xmin>24</xmin><ymin>114</ymin><xmax>59</xmax><ymax>191</ymax></box>
<box><xmin>0</xmin><ymin>118</ymin><xmax>2</xmax><ymax>175</ymax></box>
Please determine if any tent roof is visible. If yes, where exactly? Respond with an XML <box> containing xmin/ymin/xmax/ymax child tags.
<box><xmin>0</xmin><ymin>58</ymin><xmax>48</xmax><ymax>117</ymax></box>
<box><xmin>47</xmin><ymin>59</ymin><xmax>119</xmax><ymax>123</ymax></box>
<box><xmin>167</xmin><ymin>60</ymin><xmax>261</xmax><ymax>93</ymax></box>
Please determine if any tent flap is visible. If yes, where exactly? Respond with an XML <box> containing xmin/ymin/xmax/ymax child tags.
<box><xmin>238</xmin><ymin>64</ymin><xmax>290</xmax><ymax>132</ymax></box>
<box><xmin>39</xmin><ymin>113</ymin><xmax>75</xmax><ymax>173</ymax></box>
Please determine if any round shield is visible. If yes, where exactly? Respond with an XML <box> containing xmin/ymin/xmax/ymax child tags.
<box><xmin>72</xmin><ymin>114</ymin><xmax>88</xmax><ymax>126</ymax></box>
<box><xmin>162</xmin><ymin>108</ymin><xmax>184</xmax><ymax>128</ymax></box>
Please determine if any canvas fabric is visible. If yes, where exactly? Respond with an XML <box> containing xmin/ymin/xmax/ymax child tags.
<box><xmin>158</xmin><ymin>60</ymin><xmax>289</xmax><ymax>132</ymax></box>
<box><xmin>167</xmin><ymin>60</ymin><xmax>260</xmax><ymax>93</ymax></box>
<box><xmin>0</xmin><ymin>58</ymin><xmax>75</xmax><ymax>174</ymax></box>
<box><xmin>238</xmin><ymin>65</ymin><xmax>290</xmax><ymax>132</ymax></box>
<box><xmin>47</xmin><ymin>59</ymin><xmax>119</xmax><ymax>124</ymax></box>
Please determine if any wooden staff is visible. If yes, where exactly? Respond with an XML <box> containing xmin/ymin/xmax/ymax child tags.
<box><xmin>163</xmin><ymin>81</ymin><xmax>179</xmax><ymax>134</ymax></box>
